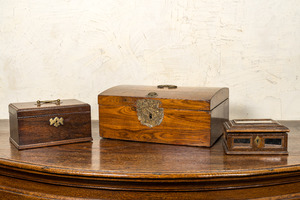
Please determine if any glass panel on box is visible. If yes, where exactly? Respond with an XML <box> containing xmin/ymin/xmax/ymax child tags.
<box><xmin>233</xmin><ymin>138</ymin><xmax>252</xmax><ymax>148</ymax></box>
<box><xmin>234</xmin><ymin>138</ymin><xmax>251</xmax><ymax>144</ymax></box>
<box><xmin>265</xmin><ymin>138</ymin><xmax>282</xmax><ymax>146</ymax></box>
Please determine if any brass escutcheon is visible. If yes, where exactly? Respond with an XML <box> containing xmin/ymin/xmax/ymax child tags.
<box><xmin>37</xmin><ymin>99</ymin><xmax>61</xmax><ymax>106</ymax></box>
<box><xmin>136</xmin><ymin>99</ymin><xmax>164</xmax><ymax>128</ymax></box>
<box><xmin>147</xmin><ymin>92</ymin><xmax>158</xmax><ymax>97</ymax></box>
<box><xmin>254</xmin><ymin>136</ymin><xmax>261</xmax><ymax>147</ymax></box>
<box><xmin>49</xmin><ymin>117</ymin><xmax>64</xmax><ymax>127</ymax></box>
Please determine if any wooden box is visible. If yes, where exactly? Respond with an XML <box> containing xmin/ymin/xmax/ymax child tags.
<box><xmin>9</xmin><ymin>99</ymin><xmax>92</xmax><ymax>150</ymax></box>
<box><xmin>223</xmin><ymin>119</ymin><xmax>289</xmax><ymax>155</ymax></box>
<box><xmin>98</xmin><ymin>85</ymin><xmax>229</xmax><ymax>147</ymax></box>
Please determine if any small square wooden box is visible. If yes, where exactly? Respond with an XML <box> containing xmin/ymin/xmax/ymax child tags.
<box><xmin>9</xmin><ymin>99</ymin><xmax>92</xmax><ymax>150</ymax></box>
<box><xmin>223</xmin><ymin>119</ymin><xmax>289</xmax><ymax>155</ymax></box>
<box><xmin>98</xmin><ymin>85</ymin><xmax>229</xmax><ymax>147</ymax></box>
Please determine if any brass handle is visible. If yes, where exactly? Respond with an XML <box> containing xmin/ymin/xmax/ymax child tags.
<box><xmin>36</xmin><ymin>99</ymin><xmax>61</xmax><ymax>106</ymax></box>
<box><xmin>157</xmin><ymin>85</ymin><xmax>177</xmax><ymax>89</ymax></box>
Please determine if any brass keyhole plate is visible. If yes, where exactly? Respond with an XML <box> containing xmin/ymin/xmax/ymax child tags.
<box><xmin>136</xmin><ymin>99</ymin><xmax>164</xmax><ymax>128</ymax></box>
<box><xmin>49</xmin><ymin>117</ymin><xmax>64</xmax><ymax>127</ymax></box>
<box><xmin>254</xmin><ymin>136</ymin><xmax>262</xmax><ymax>147</ymax></box>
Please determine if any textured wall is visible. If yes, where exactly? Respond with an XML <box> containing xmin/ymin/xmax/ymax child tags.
<box><xmin>0</xmin><ymin>0</ymin><xmax>299</xmax><ymax>120</ymax></box>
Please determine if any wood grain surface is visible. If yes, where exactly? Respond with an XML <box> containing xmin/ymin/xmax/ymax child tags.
<box><xmin>223</xmin><ymin>119</ymin><xmax>289</xmax><ymax>155</ymax></box>
<box><xmin>99</xmin><ymin>85</ymin><xmax>229</xmax><ymax>147</ymax></box>
<box><xmin>9</xmin><ymin>99</ymin><xmax>90</xmax><ymax>117</ymax></box>
<box><xmin>224</xmin><ymin>119</ymin><xmax>290</xmax><ymax>133</ymax></box>
<box><xmin>99</xmin><ymin>85</ymin><xmax>229</xmax><ymax>110</ymax></box>
<box><xmin>0</xmin><ymin>120</ymin><xmax>299</xmax><ymax>199</ymax></box>
<box><xmin>99</xmin><ymin>105</ymin><xmax>212</xmax><ymax>146</ymax></box>
<box><xmin>9</xmin><ymin>99</ymin><xmax>92</xmax><ymax>149</ymax></box>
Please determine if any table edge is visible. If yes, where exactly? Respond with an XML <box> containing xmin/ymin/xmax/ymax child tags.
<box><xmin>0</xmin><ymin>157</ymin><xmax>299</xmax><ymax>180</ymax></box>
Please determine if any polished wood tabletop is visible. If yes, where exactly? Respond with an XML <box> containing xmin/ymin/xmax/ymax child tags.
<box><xmin>0</xmin><ymin>119</ymin><xmax>300</xmax><ymax>199</ymax></box>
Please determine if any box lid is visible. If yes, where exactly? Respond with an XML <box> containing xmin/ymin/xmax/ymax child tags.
<box><xmin>98</xmin><ymin>85</ymin><xmax>229</xmax><ymax>111</ymax></box>
<box><xmin>9</xmin><ymin>99</ymin><xmax>90</xmax><ymax>118</ymax></box>
<box><xmin>223</xmin><ymin>119</ymin><xmax>290</xmax><ymax>133</ymax></box>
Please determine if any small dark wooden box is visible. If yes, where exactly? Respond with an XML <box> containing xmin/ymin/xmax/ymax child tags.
<box><xmin>98</xmin><ymin>85</ymin><xmax>229</xmax><ymax>147</ymax></box>
<box><xmin>223</xmin><ymin>119</ymin><xmax>289</xmax><ymax>155</ymax></box>
<box><xmin>9</xmin><ymin>99</ymin><xmax>92</xmax><ymax>150</ymax></box>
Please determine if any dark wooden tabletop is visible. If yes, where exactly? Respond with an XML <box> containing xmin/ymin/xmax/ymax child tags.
<box><xmin>0</xmin><ymin>119</ymin><xmax>300</xmax><ymax>199</ymax></box>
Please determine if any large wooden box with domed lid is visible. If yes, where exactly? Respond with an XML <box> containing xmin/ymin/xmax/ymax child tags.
<box><xmin>98</xmin><ymin>85</ymin><xmax>229</xmax><ymax>147</ymax></box>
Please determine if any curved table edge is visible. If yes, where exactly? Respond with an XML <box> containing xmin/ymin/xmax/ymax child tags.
<box><xmin>0</xmin><ymin>157</ymin><xmax>300</xmax><ymax>180</ymax></box>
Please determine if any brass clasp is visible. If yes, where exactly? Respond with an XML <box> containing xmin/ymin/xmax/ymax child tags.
<box><xmin>36</xmin><ymin>99</ymin><xmax>61</xmax><ymax>106</ymax></box>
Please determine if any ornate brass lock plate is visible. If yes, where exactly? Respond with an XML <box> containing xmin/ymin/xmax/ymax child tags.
<box><xmin>136</xmin><ymin>99</ymin><xmax>164</xmax><ymax>128</ymax></box>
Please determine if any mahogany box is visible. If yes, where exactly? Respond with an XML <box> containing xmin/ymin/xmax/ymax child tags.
<box><xmin>223</xmin><ymin>119</ymin><xmax>289</xmax><ymax>155</ymax></box>
<box><xmin>98</xmin><ymin>85</ymin><xmax>229</xmax><ymax>147</ymax></box>
<box><xmin>9</xmin><ymin>99</ymin><xmax>92</xmax><ymax>150</ymax></box>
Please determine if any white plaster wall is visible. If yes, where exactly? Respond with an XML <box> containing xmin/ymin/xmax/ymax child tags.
<box><xmin>0</xmin><ymin>0</ymin><xmax>299</xmax><ymax>120</ymax></box>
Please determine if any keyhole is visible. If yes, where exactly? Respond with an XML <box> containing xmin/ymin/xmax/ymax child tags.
<box><xmin>149</xmin><ymin>113</ymin><xmax>152</xmax><ymax>119</ymax></box>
